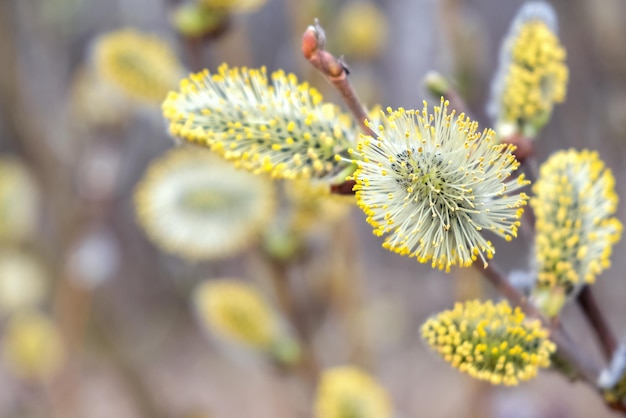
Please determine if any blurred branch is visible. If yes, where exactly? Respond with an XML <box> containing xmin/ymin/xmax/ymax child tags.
<box><xmin>92</xmin><ymin>310</ymin><xmax>170</xmax><ymax>418</ymax></box>
<box><xmin>265</xmin><ymin>256</ymin><xmax>320</xmax><ymax>383</ymax></box>
<box><xmin>302</xmin><ymin>19</ymin><xmax>376</xmax><ymax>138</ymax></box>
<box><xmin>578</xmin><ymin>285</ymin><xmax>618</xmax><ymax>361</ymax></box>
<box><xmin>0</xmin><ymin>2</ymin><xmax>60</xmax><ymax>178</ymax></box>
<box><xmin>182</xmin><ymin>38</ymin><xmax>206</xmax><ymax>72</ymax></box>
<box><xmin>475</xmin><ymin>260</ymin><xmax>543</xmax><ymax>318</ymax></box>
<box><xmin>0</xmin><ymin>0</ymin><xmax>81</xmax><ymax>280</ymax></box>
<box><xmin>329</xmin><ymin>219</ymin><xmax>372</xmax><ymax>369</ymax></box>
<box><xmin>423</xmin><ymin>71</ymin><xmax>470</xmax><ymax>116</ymax></box>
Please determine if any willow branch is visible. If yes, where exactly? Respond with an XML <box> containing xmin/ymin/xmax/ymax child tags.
<box><xmin>264</xmin><ymin>256</ymin><xmax>320</xmax><ymax>384</ymax></box>
<box><xmin>302</xmin><ymin>19</ymin><xmax>376</xmax><ymax>138</ymax></box>
<box><xmin>578</xmin><ymin>285</ymin><xmax>618</xmax><ymax>362</ymax></box>
<box><xmin>91</xmin><ymin>311</ymin><xmax>169</xmax><ymax>418</ymax></box>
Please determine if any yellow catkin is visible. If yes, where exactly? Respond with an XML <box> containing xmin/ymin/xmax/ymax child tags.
<box><xmin>134</xmin><ymin>147</ymin><xmax>275</xmax><ymax>260</ymax></box>
<box><xmin>0</xmin><ymin>157</ymin><xmax>39</xmax><ymax>243</ymax></box>
<box><xmin>93</xmin><ymin>29</ymin><xmax>184</xmax><ymax>103</ymax></box>
<box><xmin>0</xmin><ymin>251</ymin><xmax>46</xmax><ymax>314</ymax></box>
<box><xmin>199</xmin><ymin>0</ymin><xmax>266</xmax><ymax>12</ymax></box>
<box><xmin>194</xmin><ymin>279</ymin><xmax>277</xmax><ymax>349</ymax></box>
<box><xmin>335</xmin><ymin>1</ymin><xmax>388</xmax><ymax>60</ymax></box>
<box><xmin>421</xmin><ymin>300</ymin><xmax>555</xmax><ymax>386</ymax></box>
<box><xmin>2</xmin><ymin>311</ymin><xmax>64</xmax><ymax>381</ymax></box>
<box><xmin>490</xmin><ymin>2</ymin><xmax>568</xmax><ymax>137</ymax></box>
<box><xmin>353</xmin><ymin>98</ymin><xmax>528</xmax><ymax>271</ymax></box>
<box><xmin>604</xmin><ymin>377</ymin><xmax>626</xmax><ymax>406</ymax></box>
<box><xmin>284</xmin><ymin>179</ymin><xmax>353</xmax><ymax>233</ymax></box>
<box><xmin>532</xmin><ymin>149</ymin><xmax>621</xmax><ymax>295</ymax></box>
<box><xmin>314</xmin><ymin>366</ymin><xmax>392</xmax><ymax>418</ymax></box>
<box><xmin>162</xmin><ymin>64</ymin><xmax>356</xmax><ymax>180</ymax></box>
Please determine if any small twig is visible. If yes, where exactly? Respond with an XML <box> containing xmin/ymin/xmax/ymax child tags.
<box><xmin>329</xmin><ymin>218</ymin><xmax>372</xmax><ymax>368</ymax></box>
<box><xmin>302</xmin><ymin>19</ymin><xmax>376</xmax><ymax>138</ymax></box>
<box><xmin>578</xmin><ymin>285</ymin><xmax>618</xmax><ymax>362</ymax></box>
<box><xmin>475</xmin><ymin>260</ymin><xmax>542</xmax><ymax>318</ymax></box>
<box><xmin>423</xmin><ymin>71</ymin><xmax>470</xmax><ymax>116</ymax></box>
<box><xmin>266</xmin><ymin>257</ymin><xmax>320</xmax><ymax>383</ymax></box>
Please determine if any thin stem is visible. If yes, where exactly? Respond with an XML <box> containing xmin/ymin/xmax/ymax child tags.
<box><xmin>302</xmin><ymin>20</ymin><xmax>376</xmax><ymax>138</ymax></box>
<box><xmin>577</xmin><ymin>285</ymin><xmax>618</xmax><ymax>361</ymax></box>
<box><xmin>266</xmin><ymin>257</ymin><xmax>320</xmax><ymax>383</ymax></box>
<box><xmin>329</xmin><ymin>218</ymin><xmax>372</xmax><ymax>368</ymax></box>
<box><xmin>476</xmin><ymin>260</ymin><xmax>542</xmax><ymax>318</ymax></box>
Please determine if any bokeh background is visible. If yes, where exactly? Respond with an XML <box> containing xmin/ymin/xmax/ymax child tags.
<box><xmin>1</xmin><ymin>0</ymin><xmax>626</xmax><ymax>417</ymax></box>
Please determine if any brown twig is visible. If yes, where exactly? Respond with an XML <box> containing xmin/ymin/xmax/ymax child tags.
<box><xmin>302</xmin><ymin>19</ymin><xmax>376</xmax><ymax>138</ymax></box>
<box><xmin>577</xmin><ymin>285</ymin><xmax>618</xmax><ymax>362</ymax></box>
<box><xmin>475</xmin><ymin>260</ymin><xmax>542</xmax><ymax>318</ymax></box>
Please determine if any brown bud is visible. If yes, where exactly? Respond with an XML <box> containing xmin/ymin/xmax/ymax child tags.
<box><xmin>301</xmin><ymin>25</ymin><xmax>319</xmax><ymax>59</ymax></box>
<box><xmin>502</xmin><ymin>133</ymin><xmax>534</xmax><ymax>163</ymax></box>
<box><xmin>330</xmin><ymin>180</ymin><xmax>356</xmax><ymax>195</ymax></box>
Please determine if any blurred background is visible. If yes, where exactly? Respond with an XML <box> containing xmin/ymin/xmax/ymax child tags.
<box><xmin>1</xmin><ymin>0</ymin><xmax>626</xmax><ymax>417</ymax></box>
